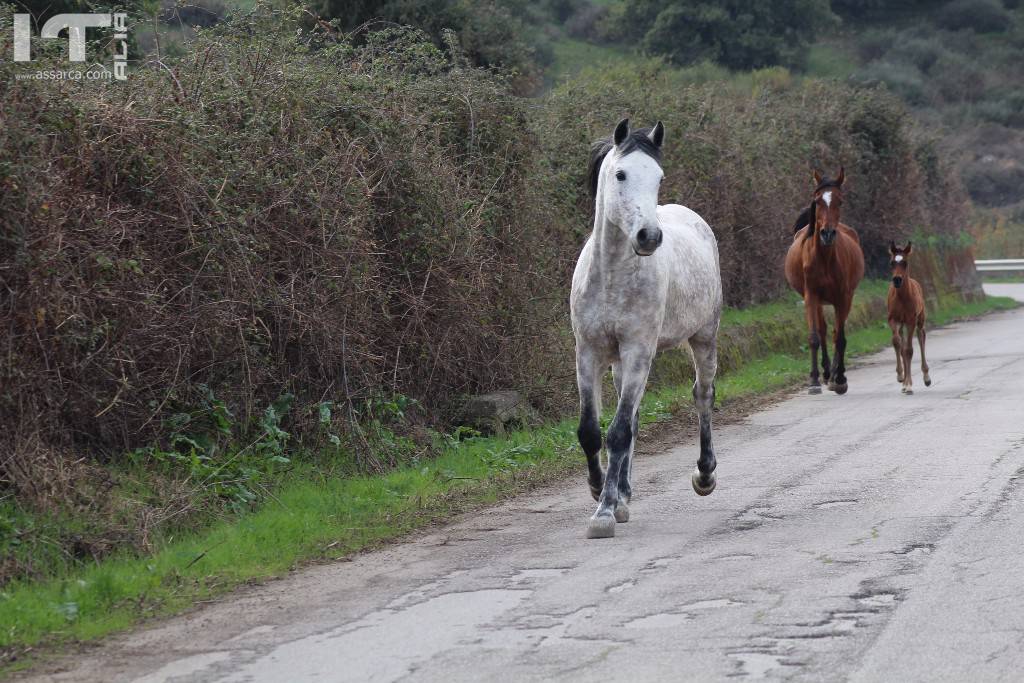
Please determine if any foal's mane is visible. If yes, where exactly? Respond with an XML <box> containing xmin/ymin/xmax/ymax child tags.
<box><xmin>792</xmin><ymin>175</ymin><xmax>843</xmax><ymax>240</ymax></box>
<box><xmin>587</xmin><ymin>128</ymin><xmax>662</xmax><ymax>197</ymax></box>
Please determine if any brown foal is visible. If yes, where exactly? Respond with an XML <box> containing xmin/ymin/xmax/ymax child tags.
<box><xmin>785</xmin><ymin>168</ymin><xmax>865</xmax><ymax>395</ymax></box>
<box><xmin>887</xmin><ymin>241</ymin><xmax>931</xmax><ymax>394</ymax></box>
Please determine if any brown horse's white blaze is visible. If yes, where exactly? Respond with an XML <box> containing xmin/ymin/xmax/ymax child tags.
<box><xmin>887</xmin><ymin>241</ymin><xmax>931</xmax><ymax>394</ymax></box>
<box><xmin>784</xmin><ymin>168</ymin><xmax>865</xmax><ymax>395</ymax></box>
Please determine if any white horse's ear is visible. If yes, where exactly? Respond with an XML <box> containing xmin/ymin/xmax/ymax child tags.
<box><xmin>614</xmin><ymin>118</ymin><xmax>630</xmax><ymax>146</ymax></box>
<box><xmin>649</xmin><ymin>121</ymin><xmax>664</xmax><ymax>148</ymax></box>
<box><xmin>813</xmin><ymin>169</ymin><xmax>823</xmax><ymax>186</ymax></box>
<box><xmin>836</xmin><ymin>166</ymin><xmax>846</xmax><ymax>186</ymax></box>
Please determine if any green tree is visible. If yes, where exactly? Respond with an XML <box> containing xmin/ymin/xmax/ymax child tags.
<box><xmin>631</xmin><ymin>0</ymin><xmax>838</xmax><ymax>70</ymax></box>
<box><xmin>310</xmin><ymin>0</ymin><xmax>551</xmax><ymax>92</ymax></box>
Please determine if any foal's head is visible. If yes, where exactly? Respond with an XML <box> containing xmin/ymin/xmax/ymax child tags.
<box><xmin>889</xmin><ymin>241</ymin><xmax>913</xmax><ymax>288</ymax></box>
<box><xmin>809</xmin><ymin>167</ymin><xmax>846</xmax><ymax>247</ymax></box>
<box><xmin>588</xmin><ymin>118</ymin><xmax>665</xmax><ymax>256</ymax></box>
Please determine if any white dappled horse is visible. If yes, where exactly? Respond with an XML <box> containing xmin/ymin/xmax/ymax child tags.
<box><xmin>571</xmin><ymin>118</ymin><xmax>723</xmax><ymax>539</ymax></box>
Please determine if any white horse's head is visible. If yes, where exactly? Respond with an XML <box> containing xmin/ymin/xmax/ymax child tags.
<box><xmin>588</xmin><ymin>118</ymin><xmax>665</xmax><ymax>256</ymax></box>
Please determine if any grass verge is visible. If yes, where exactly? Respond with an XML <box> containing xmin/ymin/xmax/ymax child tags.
<box><xmin>0</xmin><ymin>290</ymin><xmax>1016</xmax><ymax>673</ymax></box>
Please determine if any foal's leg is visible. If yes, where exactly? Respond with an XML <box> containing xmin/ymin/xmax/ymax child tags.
<box><xmin>890</xmin><ymin>319</ymin><xmax>904</xmax><ymax>384</ymax></box>
<box><xmin>689</xmin><ymin>327</ymin><xmax>719</xmax><ymax>496</ymax></box>
<box><xmin>917</xmin><ymin>316</ymin><xmax>931</xmax><ymax>387</ymax></box>
<box><xmin>805</xmin><ymin>295</ymin><xmax>824</xmax><ymax>394</ymax></box>
<box><xmin>587</xmin><ymin>346</ymin><xmax>652</xmax><ymax>539</ymax></box>
<box><xmin>576</xmin><ymin>347</ymin><xmax>605</xmax><ymax>501</ymax></box>
<box><xmin>901</xmin><ymin>324</ymin><xmax>915</xmax><ymax>395</ymax></box>
<box><xmin>829</xmin><ymin>299</ymin><xmax>851</xmax><ymax>394</ymax></box>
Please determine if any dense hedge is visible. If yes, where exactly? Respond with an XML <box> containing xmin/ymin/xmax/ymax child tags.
<box><xmin>0</xmin><ymin>6</ymin><xmax>972</xmax><ymax>500</ymax></box>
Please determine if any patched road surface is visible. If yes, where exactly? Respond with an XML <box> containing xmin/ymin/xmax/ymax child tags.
<box><xmin>25</xmin><ymin>299</ymin><xmax>1024</xmax><ymax>682</ymax></box>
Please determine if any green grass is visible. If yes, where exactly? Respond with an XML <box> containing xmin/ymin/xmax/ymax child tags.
<box><xmin>548</xmin><ymin>38</ymin><xmax>650</xmax><ymax>83</ymax></box>
<box><xmin>805</xmin><ymin>42</ymin><xmax>859</xmax><ymax>80</ymax></box>
<box><xmin>1</xmin><ymin>291</ymin><xmax>1016</xmax><ymax>672</ymax></box>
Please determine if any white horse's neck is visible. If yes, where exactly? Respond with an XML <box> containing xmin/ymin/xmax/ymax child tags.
<box><xmin>589</xmin><ymin>173</ymin><xmax>640</xmax><ymax>291</ymax></box>
<box><xmin>593</xmin><ymin>198</ymin><xmax>634</xmax><ymax>267</ymax></box>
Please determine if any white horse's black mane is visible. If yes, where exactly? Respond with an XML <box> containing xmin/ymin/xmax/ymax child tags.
<box><xmin>586</xmin><ymin>128</ymin><xmax>662</xmax><ymax>197</ymax></box>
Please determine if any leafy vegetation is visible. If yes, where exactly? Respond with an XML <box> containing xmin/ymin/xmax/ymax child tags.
<box><xmin>621</xmin><ymin>0</ymin><xmax>838</xmax><ymax>70</ymax></box>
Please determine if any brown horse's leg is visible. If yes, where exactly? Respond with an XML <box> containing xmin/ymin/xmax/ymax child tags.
<box><xmin>830</xmin><ymin>299</ymin><xmax>851</xmax><ymax>394</ymax></box>
<box><xmin>817</xmin><ymin>306</ymin><xmax>831</xmax><ymax>385</ymax></box>
<box><xmin>805</xmin><ymin>296</ymin><xmax>823</xmax><ymax>394</ymax></box>
<box><xmin>890</xmin><ymin>319</ymin><xmax>904</xmax><ymax>384</ymax></box>
<box><xmin>917</xmin><ymin>316</ymin><xmax>931</xmax><ymax>387</ymax></box>
<box><xmin>901</xmin><ymin>324</ymin><xmax>915</xmax><ymax>394</ymax></box>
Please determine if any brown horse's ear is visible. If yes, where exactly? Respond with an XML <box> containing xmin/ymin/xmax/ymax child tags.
<box><xmin>813</xmin><ymin>169</ymin><xmax>823</xmax><ymax>187</ymax></box>
<box><xmin>614</xmin><ymin>118</ymin><xmax>630</xmax><ymax>146</ymax></box>
<box><xmin>836</xmin><ymin>166</ymin><xmax>846</xmax><ymax>186</ymax></box>
<box><xmin>904</xmin><ymin>241</ymin><xmax>912</xmax><ymax>255</ymax></box>
<box><xmin>889</xmin><ymin>240</ymin><xmax>897</xmax><ymax>255</ymax></box>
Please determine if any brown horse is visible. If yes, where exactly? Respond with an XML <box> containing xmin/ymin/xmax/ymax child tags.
<box><xmin>784</xmin><ymin>168</ymin><xmax>865</xmax><ymax>394</ymax></box>
<box><xmin>887</xmin><ymin>241</ymin><xmax>931</xmax><ymax>394</ymax></box>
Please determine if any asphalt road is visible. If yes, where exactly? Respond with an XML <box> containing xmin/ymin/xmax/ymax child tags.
<box><xmin>26</xmin><ymin>291</ymin><xmax>1024</xmax><ymax>682</ymax></box>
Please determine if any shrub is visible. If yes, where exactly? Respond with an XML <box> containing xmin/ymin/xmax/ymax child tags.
<box><xmin>160</xmin><ymin>0</ymin><xmax>228</xmax><ymax>28</ymax></box>
<box><xmin>854</xmin><ymin>61</ymin><xmax>931</xmax><ymax>106</ymax></box>
<box><xmin>855</xmin><ymin>28</ymin><xmax>898</xmax><ymax>62</ymax></box>
<box><xmin>962</xmin><ymin>158</ymin><xmax>1024</xmax><ymax>206</ymax></box>
<box><xmin>565</xmin><ymin>2</ymin><xmax>611</xmax><ymax>41</ymax></box>
<box><xmin>935</xmin><ymin>0</ymin><xmax>1012</xmax><ymax>33</ymax></box>
<box><xmin>976</xmin><ymin>90</ymin><xmax>1024</xmax><ymax>128</ymax></box>
<box><xmin>632</xmin><ymin>0</ymin><xmax>839</xmax><ymax>70</ymax></box>
<box><xmin>884</xmin><ymin>35</ymin><xmax>950</xmax><ymax>73</ymax></box>
<box><xmin>932</xmin><ymin>52</ymin><xmax>988</xmax><ymax>103</ymax></box>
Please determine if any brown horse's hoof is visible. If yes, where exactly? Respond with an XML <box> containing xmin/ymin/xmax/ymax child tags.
<box><xmin>808</xmin><ymin>385</ymin><xmax>822</xmax><ymax>395</ymax></box>
<box><xmin>924</xmin><ymin>377</ymin><xmax>932</xmax><ymax>387</ymax></box>
<box><xmin>589</xmin><ymin>483</ymin><xmax>602</xmax><ymax>502</ymax></box>
<box><xmin>692</xmin><ymin>468</ymin><xmax>716</xmax><ymax>496</ymax></box>
<box><xmin>832</xmin><ymin>383</ymin><xmax>848</xmax><ymax>395</ymax></box>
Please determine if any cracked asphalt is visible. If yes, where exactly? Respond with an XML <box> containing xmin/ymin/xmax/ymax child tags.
<box><xmin>24</xmin><ymin>296</ymin><xmax>1024</xmax><ymax>682</ymax></box>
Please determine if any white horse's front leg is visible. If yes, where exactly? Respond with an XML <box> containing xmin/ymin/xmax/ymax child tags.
<box><xmin>587</xmin><ymin>346</ymin><xmax>652</xmax><ymax>539</ymax></box>
<box><xmin>576</xmin><ymin>346</ymin><xmax>605</xmax><ymax>501</ymax></box>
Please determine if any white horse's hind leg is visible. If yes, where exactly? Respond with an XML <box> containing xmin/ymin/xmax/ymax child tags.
<box><xmin>689</xmin><ymin>327</ymin><xmax>719</xmax><ymax>496</ymax></box>
<box><xmin>587</xmin><ymin>346</ymin><xmax>652</xmax><ymax>539</ymax></box>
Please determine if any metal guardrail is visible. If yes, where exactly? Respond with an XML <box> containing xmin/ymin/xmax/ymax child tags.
<box><xmin>975</xmin><ymin>259</ymin><xmax>1024</xmax><ymax>272</ymax></box>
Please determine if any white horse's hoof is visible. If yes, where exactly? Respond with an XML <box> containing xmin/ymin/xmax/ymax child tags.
<box><xmin>692</xmin><ymin>468</ymin><xmax>716</xmax><ymax>496</ymax></box>
<box><xmin>614</xmin><ymin>502</ymin><xmax>630</xmax><ymax>523</ymax></box>
<box><xmin>808</xmin><ymin>385</ymin><xmax>822</xmax><ymax>395</ymax></box>
<box><xmin>586</xmin><ymin>515</ymin><xmax>616</xmax><ymax>539</ymax></box>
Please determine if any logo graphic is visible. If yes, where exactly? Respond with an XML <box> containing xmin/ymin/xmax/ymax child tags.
<box><xmin>12</xmin><ymin>13</ymin><xmax>128</xmax><ymax>80</ymax></box>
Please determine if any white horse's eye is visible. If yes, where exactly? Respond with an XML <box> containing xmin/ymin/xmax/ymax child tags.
<box><xmin>615</xmin><ymin>170</ymin><xmax>626</xmax><ymax>181</ymax></box>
